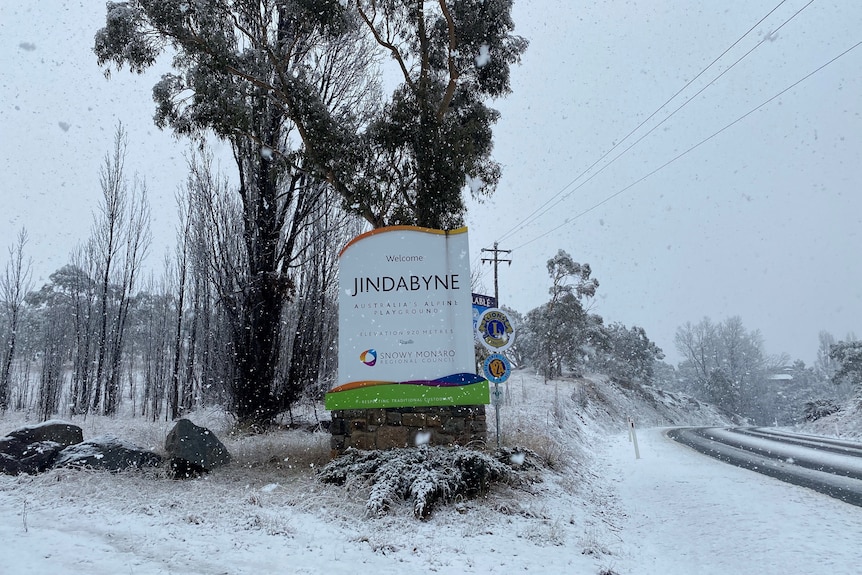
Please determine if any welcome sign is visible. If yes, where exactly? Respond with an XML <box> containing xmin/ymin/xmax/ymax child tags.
<box><xmin>325</xmin><ymin>226</ymin><xmax>488</xmax><ymax>410</ymax></box>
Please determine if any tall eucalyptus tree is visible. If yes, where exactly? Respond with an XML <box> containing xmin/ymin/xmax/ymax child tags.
<box><xmin>94</xmin><ymin>0</ymin><xmax>526</xmax><ymax>427</ymax></box>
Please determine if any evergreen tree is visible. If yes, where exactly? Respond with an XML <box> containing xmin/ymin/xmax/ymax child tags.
<box><xmin>521</xmin><ymin>250</ymin><xmax>601</xmax><ymax>378</ymax></box>
<box><xmin>830</xmin><ymin>340</ymin><xmax>862</xmax><ymax>399</ymax></box>
<box><xmin>595</xmin><ymin>323</ymin><xmax>664</xmax><ymax>386</ymax></box>
<box><xmin>353</xmin><ymin>0</ymin><xmax>527</xmax><ymax>228</ymax></box>
<box><xmin>94</xmin><ymin>0</ymin><xmax>527</xmax><ymax>229</ymax></box>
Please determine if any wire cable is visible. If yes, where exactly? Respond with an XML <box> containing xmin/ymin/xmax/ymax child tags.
<box><xmin>510</xmin><ymin>39</ymin><xmax>862</xmax><ymax>252</ymax></box>
<box><xmin>494</xmin><ymin>0</ymin><xmax>799</xmax><ymax>245</ymax></box>
<box><xmin>502</xmin><ymin>0</ymin><xmax>815</xmax><ymax>244</ymax></box>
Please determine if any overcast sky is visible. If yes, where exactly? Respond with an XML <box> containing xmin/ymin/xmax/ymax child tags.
<box><xmin>2</xmin><ymin>1</ymin><xmax>860</xmax><ymax>365</ymax></box>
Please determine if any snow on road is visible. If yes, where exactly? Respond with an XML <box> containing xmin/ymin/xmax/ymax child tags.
<box><xmin>596</xmin><ymin>427</ymin><xmax>862</xmax><ymax>575</ymax></box>
<box><xmin>694</xmin><ymin>427</ymin><xmax>862</xmax><ymax>475</ymax></box>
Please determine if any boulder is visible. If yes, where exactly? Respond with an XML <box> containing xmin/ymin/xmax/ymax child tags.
<box><xmin>0</xmin><ymin>420</ymin><xmax>83</xmax><ymax>458</ymax></box>
<box><xmin>18</xmin><ymin>441</ymin><xmax>67</xmax><ymax>474</ymax></box>
<box><xmin>54</xmin><ymin>435</ymin><xmax>162</xmax><ymax>472</ymax></box>
<box><xmin>0</xmin><ymin>452</ymin><xmax>21</xmax><ymax>475</ymax></box>
<box><xmin>0</xmin><ymin>421</ymin><xmax>85</xmax><ymax>475</ymax></box>
<box><xmin>165</xmin><ymin>418</ymin><xmax>231</xmax><ymax>478</ymax></box>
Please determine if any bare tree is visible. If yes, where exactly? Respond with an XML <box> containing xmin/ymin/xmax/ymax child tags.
<box><xmin>674</xmin><ymin>318</ymin><xmax>719</xmax><ymax>392</ymax></box>
<box><xmin>280</xmin><ymin>183</ymin><xmax>363</xmax><ymax>415</ymax></box>
<box><xmin>90</xmin><ymin>124</ymin><xmax>151</xmax><ymax>415</ymax></box>
<box><xmin>185</xmin><ymin>153</ymin><xmax>244</xmax><ymax>411</ymax></box>
<box><xmin>36</xmin><ymin>302</ymin><xmax>67</xmax><ymax>421</ymax></box>
<box><xmin>169</xmin><ymin>196</ymin><xmax>189</xmax><ymax>420</ymax></box>
<box><xmin>1</xmin><ymin>228</ymin><xmax>33</xmax><ymax>411</ymax></box>
<box><xmin>136</xmin><ymin>271</ymin><xmax>174</xmax><ymax>421</ymax></box>
<box><xmin>66</xmin><ymin>251</ymin><xmax>99</xmax><ymax>415</ymax></box>
<box><xmin>90</xmin><ymin>131</ymin><xmax>127</xmax><ymax>413</ymax></box>
<box><xmin>815</xmin><ymin>331</ymin><xmax>839</xmax><ymax>381</ymax></box>
<box><xmin>675</xmin><ymin>316</ymin><xmax>769</xmax><ymax>419</ymax></box>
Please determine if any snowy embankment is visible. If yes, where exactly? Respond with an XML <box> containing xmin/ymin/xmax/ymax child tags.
<box><xmin>799</xmin><ymin>401</ymin><xmax>862</xmax><ymax>440</ymax></box>
<box><xmin>1</xmin><ymin>374</ymin><xmax>860</xmax><ymax>575</ymax></box>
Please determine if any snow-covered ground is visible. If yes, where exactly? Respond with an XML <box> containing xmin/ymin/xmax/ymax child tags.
<box><xmin>596</xmin><ymin>428</ymin><xmax>862</xmax><ymax>575</ymax></box>
<box><xmin>1</xmin><ymin>375</ymin><xmax>860</xmax><ymax>575</ymax></box>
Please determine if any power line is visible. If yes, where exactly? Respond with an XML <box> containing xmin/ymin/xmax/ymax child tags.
<box><xmin>502</xmin><ymin>0</ymin><xmax>815</xmax><ymax>243</ymax></box>
<box><xmin>499</xmin><ymin>0</ymin><xmax>813</xmax><ymax>244</ymax></box>
<box><xmin>495</xmin><ymin>0</ymin><xmax>801</xmax><ymax>245</ymax></box>
<box><xmin>510</xmin><ymin>39</ymin><xmax>862</xmax><ymax>252</ymax></box>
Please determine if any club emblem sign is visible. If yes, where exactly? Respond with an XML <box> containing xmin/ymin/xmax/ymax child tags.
<box><xmin>325</xmin><ymin>226</ymin><xmax>489</xmax><ymax>410</ymax></box>
<box><xmin>476</xmin><ymin>308</ymin><xmax>515</xmax><ymax>352</ymax></box>
<box><xmin>483</xmin><ymin>353</ymin><xmax>511</xmax><ymax>384</ymax></box>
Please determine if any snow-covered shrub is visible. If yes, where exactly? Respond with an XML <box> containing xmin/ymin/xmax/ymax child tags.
<box><xmin>802</xmin><ymin>399</ymin><xmax>842</xmax><ymax>422</ymax></box>
<box><xmin>318</xmin><ymin>445</ymin><xmax>540</xmax><ymax>519</ymax></box>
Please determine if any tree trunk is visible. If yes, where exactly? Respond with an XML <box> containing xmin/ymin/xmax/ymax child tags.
<box><xmin>231</xmin><ymin>271</ymin><xmax>283</xmax><ymax>428</ymax></box>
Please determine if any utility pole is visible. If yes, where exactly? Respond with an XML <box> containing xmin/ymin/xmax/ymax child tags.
<box><xmin>480</xmin><ymin>242</ymin><xmax>512</xmax><ymax>449</ymax></box>
<box><xmin>481</xmin><ymin>242</ymin><xmax>512</xmax><ymax>304</ymax></box>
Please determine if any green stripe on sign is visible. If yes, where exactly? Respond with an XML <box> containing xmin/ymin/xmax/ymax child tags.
<box><xmin>325</xmin><ymin>381</ymin><xmax>490</xmax><ymax>411</ymax></box>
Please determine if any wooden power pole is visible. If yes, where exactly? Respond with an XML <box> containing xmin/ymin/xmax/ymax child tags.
<box><xmin>481</xmin><ymin>242</ymin><xmax>512</xmax><ymax>304</ymax></box>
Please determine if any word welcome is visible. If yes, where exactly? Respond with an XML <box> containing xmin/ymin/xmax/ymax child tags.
<box><xmin>385</xmin><ymin>254</ymin><xmax>425</xmax><ymax>262</ymax></box>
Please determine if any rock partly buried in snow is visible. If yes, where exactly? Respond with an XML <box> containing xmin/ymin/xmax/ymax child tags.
<box><xmin>0</xmin><ymin>452</ymin><xmax>21</xmax><ymax>475</ymax></box>
<box><xmin>0</xmin><ymin>420</ymin><xmax>84</xmax><ymax>475</ymax></box>
<box><xmin>0</xmin><ymin>420</ymin><xmax>84</xmax><ymax>458</ymax></box>
<box><xmin>18</xmin><ymin>441</ymin><xmax>68</xmax><ymax>474</ymax></box>
<box><xmin>54</xmin><ymin>435</ymin><xmax>163</xmax><ymax>472</ymax></box>
<box><xmin>164</xmin><ymin>418</ymin><xmax>231</xmax><ymax>478</ymax></box>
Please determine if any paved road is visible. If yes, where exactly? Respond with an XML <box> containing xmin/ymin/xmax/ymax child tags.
<box><xmin>666</xmin><ymin>427</ymin><xmax>862</xmax><ymax>507</ymax></box>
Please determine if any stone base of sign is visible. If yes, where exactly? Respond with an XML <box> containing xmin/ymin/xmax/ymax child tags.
<box><xmin>329</xmin><ymin>405</ymin><xmax>487</xmax><ymax>455</ymax></box>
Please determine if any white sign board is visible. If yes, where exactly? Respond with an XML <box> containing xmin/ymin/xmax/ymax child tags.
<box><xmin>327</xmin><ymin>226</ymin><xmax>486</xmax><ymax>410</ymax></box>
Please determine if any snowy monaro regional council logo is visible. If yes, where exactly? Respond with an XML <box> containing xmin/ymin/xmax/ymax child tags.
<box><xmin>359</xmin><ymin>349</ymin><xmax>377</xmax><ymax>366</ymax></box>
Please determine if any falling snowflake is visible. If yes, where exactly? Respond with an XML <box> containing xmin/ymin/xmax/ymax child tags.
<box><xmin>415</xmin><ymin>430</ymin><xmax>432</xmax><ymax>446</ymax></box>
<box><xmin>475</xmin><ymin>44</ymin><xmax>491</xmax><ymax>67</ymax></box>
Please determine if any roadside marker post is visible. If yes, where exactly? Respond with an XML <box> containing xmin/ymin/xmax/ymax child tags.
<box><xmin>629</xmin><ymin>418</ymin><xmax>641</xmax><ymax>460</ymax></box>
